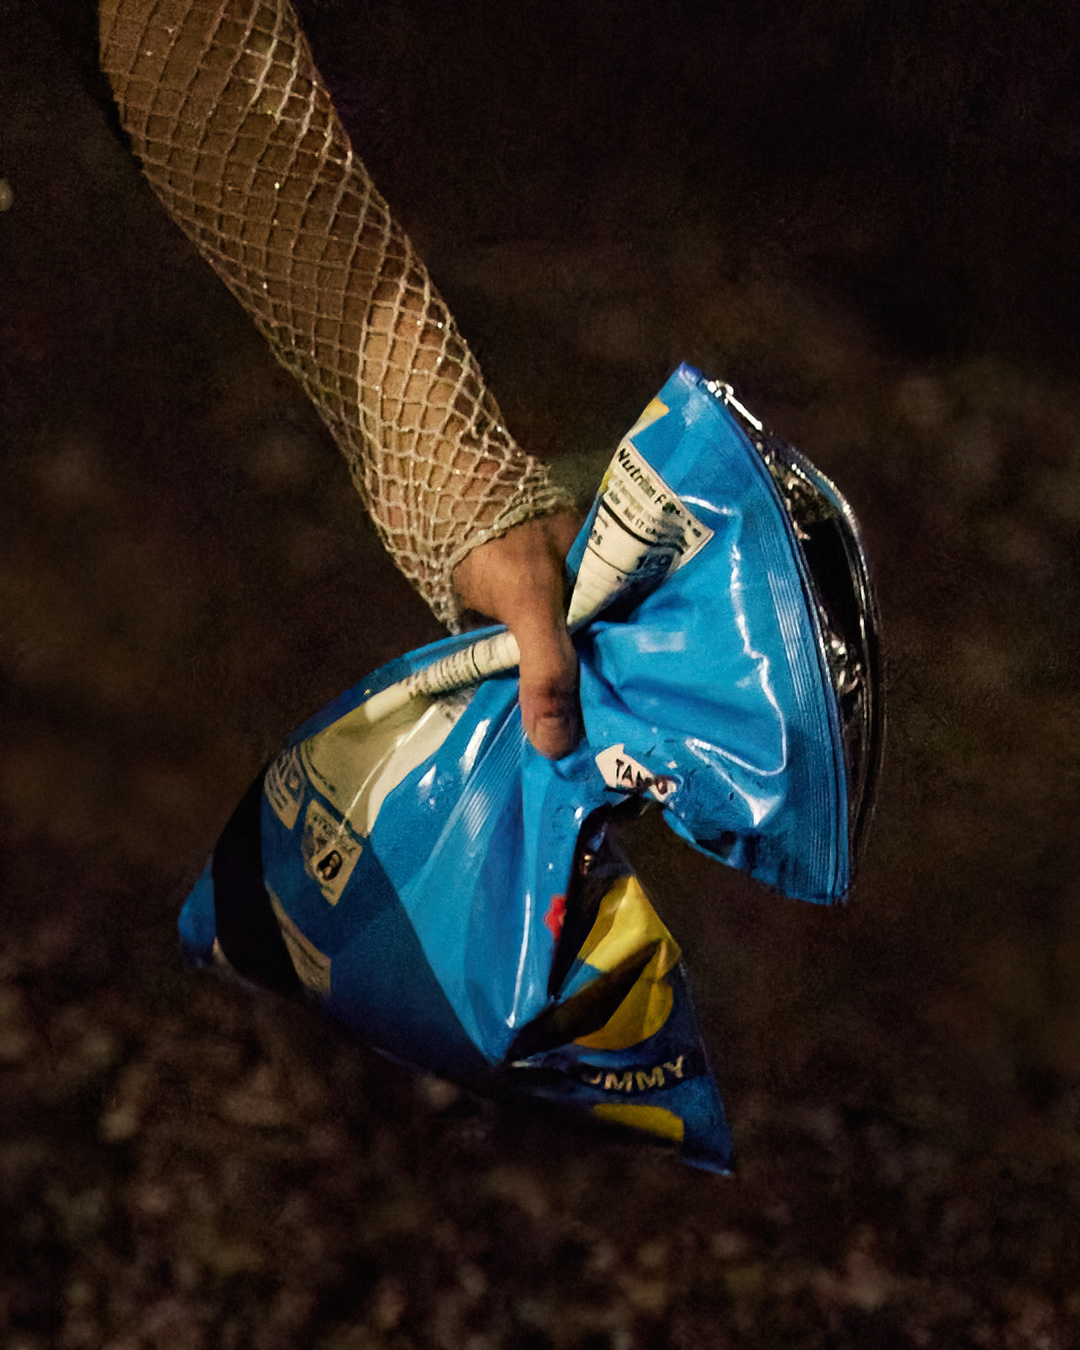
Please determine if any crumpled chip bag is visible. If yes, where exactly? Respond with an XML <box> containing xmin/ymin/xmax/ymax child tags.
<box><xmin>180</xmin><ymin>363</ymin><xmax>881</xmax><ymax>1173</ymax></box>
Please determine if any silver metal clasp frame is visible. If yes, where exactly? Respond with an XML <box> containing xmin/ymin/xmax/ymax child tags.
<box><xmin>704</xmin><ymin>379</ymin><xmax>765</xmax><ymax>431</ymax></box>
<box><xmin>705</xmin><ymin>376</ymin><xmax>885</xmax><ymax>879</ymax></box>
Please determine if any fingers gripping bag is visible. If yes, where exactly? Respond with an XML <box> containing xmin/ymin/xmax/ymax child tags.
<box><xmin>180</xmin><ymin>364</ymin><xmax>882</xmax><ymax>1174</ymax></box>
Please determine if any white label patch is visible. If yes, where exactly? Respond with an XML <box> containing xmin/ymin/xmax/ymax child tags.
<box><xmin>301</xmin><ymin>694</ymin><xmax>469</xmax><ymax>835</ymax></box>
<box><xmin>603</xmin><ymin>441</ymin><xmax>713</xmax><ymax>567</ymax></box>
<box><xmin>302</xmin><ymin>800</ymin><xmax>362</xmax><ymax>906</ymax></box>
<box><xmin>595</xmin><ymin>744</ymin><xmax>676</xmax><ymax>803</ymax></box>
<box><xmin>566</xmin><ymin>440</ymin><xmax>714</xmax><ymax>628</ymax></box>
<box><xmin>264</xmin><ymin>746</ymin><xmax>305</xmax><ymax>830</ymax></box>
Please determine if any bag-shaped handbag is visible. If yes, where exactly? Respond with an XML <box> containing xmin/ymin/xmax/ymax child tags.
<box><xmin>180</xmin><ymin>364</ymin><xmax>882</xmax><ymax>1172</ymax></box>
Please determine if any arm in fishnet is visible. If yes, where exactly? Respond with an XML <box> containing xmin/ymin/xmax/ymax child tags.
<box><xmin>98</xmin><ymin>0</ymin><xmax>573</xmax><ymax>632</ymax></box>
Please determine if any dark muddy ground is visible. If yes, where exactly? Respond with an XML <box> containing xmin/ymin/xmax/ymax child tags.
<box><xmin>3</xmin><ymin>2</ymin><xmax>1080</xmax><ymax>1346</ymax></box>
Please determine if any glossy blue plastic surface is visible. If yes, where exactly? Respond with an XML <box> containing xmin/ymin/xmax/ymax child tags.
<box><xmin>180</xmin><ymin>364</ymin><xmax>850</xmax><ymax>1173</ymax></box>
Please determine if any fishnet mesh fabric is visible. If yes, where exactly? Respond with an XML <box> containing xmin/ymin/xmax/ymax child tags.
<box><xmin>99</xmin><ymin>0</ymin><xmax>571</xmax><ymax>628</ymax></box>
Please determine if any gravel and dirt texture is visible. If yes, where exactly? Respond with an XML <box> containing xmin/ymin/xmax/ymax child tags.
<box><xmin>3</xmin><ymin>2</ymin><xmax>1080</xmax><ymax>1345</ymax></box>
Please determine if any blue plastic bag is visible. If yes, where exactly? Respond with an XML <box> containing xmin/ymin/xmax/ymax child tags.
<box><xmin>181</xmin><ymin>363</ymin><xmax>881</xmax><ymax>1173</ymax></box>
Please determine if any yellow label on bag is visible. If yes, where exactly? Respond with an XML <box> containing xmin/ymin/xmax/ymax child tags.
<box><xmin>592</xmin><ymin>1102</ymin><xmax>685</xmax><ymax>1143</ymax></box>
<box><xmin>573</xmin><ymin>875</ymin><xmax>681</xmax><ymax>1051</ymax></box>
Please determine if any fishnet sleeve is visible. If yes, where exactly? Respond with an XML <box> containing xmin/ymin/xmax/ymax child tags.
<box><xmin>98</xmin><ymin>0</ymin><xmax>572</xmax><ymax>629</ymax></box>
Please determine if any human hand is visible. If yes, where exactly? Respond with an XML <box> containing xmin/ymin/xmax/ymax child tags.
<box><xmin>453</xmin><ymin>511</ymin><xmax>581</xmax><ymax>759</ymax></box>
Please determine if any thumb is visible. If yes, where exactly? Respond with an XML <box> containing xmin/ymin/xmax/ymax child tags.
<box><xmin>453</xmin><ymin>512</ymin><xmax>581</xmax><ymax>759</ymax></box>
<box><xmin>510</xmin><ymin>600</ymin><xmax>580</xmax><ymax>759</ymax></box>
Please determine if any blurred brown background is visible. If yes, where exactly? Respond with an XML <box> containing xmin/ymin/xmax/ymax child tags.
<box><xmin>3</xmin><ymin>1</ymin><xmax>1080</xmax><ymax>1345</ymax></box>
